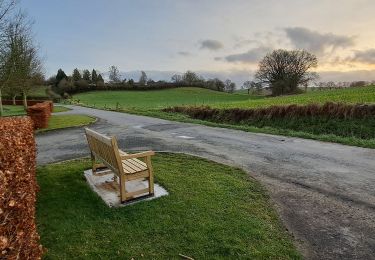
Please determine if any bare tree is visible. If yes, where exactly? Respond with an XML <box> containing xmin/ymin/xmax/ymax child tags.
<box><xmin>2</xmin><ymin>12</ymin><xmax>43</xmax><ymax>109</ymax></box>
<box><xmin>224</xmin><ymin>79</ymin><xmax>236</xmax><ymax>93</ymax></box>
<box><xmin>0</xmin><ymin>0</ymin><xmax>17</xmax><ymax>115</ymax></box>
<box><xmin>171</xmin><ymin>74</ymin><xmax>182</xmax><ymax>83</ymax></box>
<box><xmin>255</xmin><ymin>49</ymin><xmax>318</xmax><ymax>96</ymax></box>
<box><xmin>182</xmin><ymin>70</ymin><xmax>201</xmax><ymax>85</ymax></box>
<box><xmin>108</xmin><ymin>65</ymin><xmax>120</xmax><ymax>83</ymax></box>
<box><xmin>242</xmin><ymin>80</ymin><xmax>262</xmax><ymax>94</ymax></box>
<box><xmin>139</xmin><ymin>71</ymin><xmax>147</xmax><ymax>85</ymax></box>
<box><xmin>242</xmin><ymin>80</ymin><xmax>252</xmax><ymax>94</ymax></box>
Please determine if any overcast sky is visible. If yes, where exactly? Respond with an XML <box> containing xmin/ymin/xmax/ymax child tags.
<box><xmin>21</xmin><ymin>0</ymin><xmax>375</xmax><ymax>84</ymax></box>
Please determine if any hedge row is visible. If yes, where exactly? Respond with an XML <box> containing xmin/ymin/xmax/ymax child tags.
<box><xmin>54</xmin><ymin>82</ymin><xmax>224</xmax><ymax>96</ymax></box>
<box><xmin>0</xmin><ymin>117</ymin><xmax>43</xmax><ymax>259</ymax></box>
<box><xmin>26</xmin><ymin>101</ymin><xmax>53</xmax><ymax>129</ymax></box>
<box><xmin>163</xmin><ymin>102</ymin><xmax>375</xmax><ymax>122</ymax></box>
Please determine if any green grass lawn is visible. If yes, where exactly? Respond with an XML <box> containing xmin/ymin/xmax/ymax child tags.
<box><xmin>37</xmin><ymin>114</ymin><xmax>95</xmax><ymax>132</ymax></box>
<box><xmin>2</xmin><ymin>105</ymin><xmax>26</xmax><ymax>116</ymax></box>
<box><xmin>37</xmin><ymin>153</ymin><xmax>301</xmax><ymax>259</ymax></box>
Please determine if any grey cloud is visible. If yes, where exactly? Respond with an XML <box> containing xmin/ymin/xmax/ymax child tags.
<box><xmin>233</xmin><ymin>39</ymin><xmax>258</xmax><ymax>49</ymax></box>
<box><xmin>200</xmin><ymin>39</ymin><xmax>224</xmax><ymax>50</ymax></box>
<box><xmin>319</xmin><ymin>70</ymin><xmax>375</xmax><ymax>82</ymax></box>
<box><xmin>285</xmin><ymin>27</ymin><xmax>355</xmax><ymax>55</ymax></box>
<box><xmin>352</xmin><ymin>49</ymin><xmax>375</xmax><ymax>64</ymax></box>
<box><xmin>221</xmin><ymin>46</ymin><xmax>271</xmax><ymax>63</ymax></box>
<box><xmin>177</xmin><ymin>51</ymin><xmax>192</xmax><ymax>56</ymax></box>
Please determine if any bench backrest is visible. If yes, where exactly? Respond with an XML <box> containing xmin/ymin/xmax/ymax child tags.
<box><xmin>84</xmin><ymin>128</ymin><xmax>123</xmax><ymax>175</ymax></box>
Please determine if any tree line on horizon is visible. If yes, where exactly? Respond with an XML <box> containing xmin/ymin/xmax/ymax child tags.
<box><xmin>51</xmin><ymin>49</ymin><xmax>324</xmax><ymax>97</ymax></box>
<box><xmin>50</xmin><ymin>66</ymin><xmax>237</xmax><ymax>97</ymax></box>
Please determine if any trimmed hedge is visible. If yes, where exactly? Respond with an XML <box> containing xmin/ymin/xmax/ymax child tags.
<box><xmin>163</xmin><ymin>102</ymin><xmax>375</xmax><ymax>122</ymax></box>
<box><xmin>27</xmin><ymin>101</ymin><xmax>53</xmax><ymax>129</ymax></box>
<box><xmin>0</xmin><ymin>117</ymin><xmax>43</xmax><ymax>259</ymax></box>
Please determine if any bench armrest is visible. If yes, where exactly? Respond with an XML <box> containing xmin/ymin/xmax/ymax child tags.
<box><xmin>120</xmin><ymin>151</ymin><xmax>155</xmax><ymax>160</ymax></box>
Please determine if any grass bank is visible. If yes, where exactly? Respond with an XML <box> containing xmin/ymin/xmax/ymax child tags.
<box><xmin>212</xmin><ymin>85</ymin><xmax>375</xmax><ymax>109</ymax></box>
<box><xmin>36</xmin><ymin>154</ymin><xmax>301</xmax><ymax>259</ymax></box>
<box><xmin>126</xmin><ymin>109</ymin><xmax>375</xmax><ymax>149</ymax></box>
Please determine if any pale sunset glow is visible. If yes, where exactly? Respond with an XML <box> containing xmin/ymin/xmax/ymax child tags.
<box><xmin>21</xmin><ymin>0</ymin><xmax>375</xmax><ymax>83</ymax></box>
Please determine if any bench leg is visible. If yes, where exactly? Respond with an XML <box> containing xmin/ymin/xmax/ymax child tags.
<box><xmin>119</xmin><ymin>175</ymin><xmax>127</xmax><ymax>203</ymax></box>
<box><xmin>148</xmin><ymin>172</ymin><xmax>154</xmax><ymax>195</ymax></box>
<box><xmin>90</xmin><ymin>152</ymin><xmax>96</xmax><ymax>174</ymax></box>
<box><xmin>146</xmin><ymin>156</ymin><xmax>154</xmax><ymax>195</ymax></box>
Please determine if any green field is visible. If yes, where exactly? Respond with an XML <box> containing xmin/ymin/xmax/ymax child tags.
<box><xmin>214</xmin><ymin>85</ymin><xmax>375</xmax><ymax>109</ymax></box>
<box><xmin>73</xmin><ymin>87</ymin><xmax>256</xmax><ymax>111</ymax></box>
<box><xmin>37</xmin><ymin>154</ymin><xmax>300</xmax><ymax>259</ymax></box>
<box><xmin>73</xmin><ymin>86</ymin><xmax>375</xmax><ymax>111</ymax></box>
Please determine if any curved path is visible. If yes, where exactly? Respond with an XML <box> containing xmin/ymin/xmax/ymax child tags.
<box><xmin>37</xmin><ymin>105</ymin><xmax>375</xmax><ymax>259</ymax></box>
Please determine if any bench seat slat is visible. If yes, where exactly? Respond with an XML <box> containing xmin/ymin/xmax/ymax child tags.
<box><xmin>119</xmin><ymin>150</ymin><xmax>148</xmax><ymax>167</ymax></box>
<box><xmin>126</xmin><ymin>159</ymin><xmax>148</xmax><ymax>171</ymax></box>
<box><xmin>122</xmin><ymin>160</ymin><xmax>148</xmax><ymax>174</ymax></box>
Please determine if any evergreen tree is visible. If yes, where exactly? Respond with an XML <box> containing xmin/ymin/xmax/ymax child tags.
<box><xmin>56</xmin><ymin>69</ymin><xmax>67</xmax><ymax>84</ymax></box>
<box><xmin>92</xmin><ymin>69</ymin><xmax>98</xmax><ymax>82</ymax></box>
<box><xmin>72</xmin><ymin>68</ymin><xmax>81</xmax><ymax>81</ymax></box>
<box><xmin>82</xmin><ymin>69</ymin><xmax>91</xmax><ymax>82</ymax></box>
<box><xmin>97</xmin><ymin>74</ymin><xmax>104</xmax><ymax>82</ymax></box>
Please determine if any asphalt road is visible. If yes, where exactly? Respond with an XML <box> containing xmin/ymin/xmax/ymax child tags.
<box><xmin>36</xmin><ymin>105</ymin><xmax>375</xmax><ymax>259</ymax></box>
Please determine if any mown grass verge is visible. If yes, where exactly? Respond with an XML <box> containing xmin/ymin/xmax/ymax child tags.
<box><xmin>36</xmin><ymin>154</ymin><xmax>301</xmax><ymax>259</ymax></box>
<box><xmin>36</xmin><ymin>114</ymin><xmax>95</xmax><ymax>133</ymax></box>
<box><xmin>53</xmin><ymin>106</ymin><xmax>71</xmax><ymax>113</ymax></box>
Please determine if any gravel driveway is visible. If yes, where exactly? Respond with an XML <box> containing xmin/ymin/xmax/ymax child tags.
<box><xmin>37</xmin><ymin>105</ymin><xmax>375</xmax><ymax>259</ymax></box>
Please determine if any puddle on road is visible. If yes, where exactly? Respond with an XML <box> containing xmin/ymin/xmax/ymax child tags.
<box><xmin>176</xmin><ymin>135</ymin><xmax>195</xmax><ymax>139</ymax></box>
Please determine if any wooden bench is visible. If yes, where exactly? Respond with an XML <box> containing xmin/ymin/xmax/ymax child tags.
<box><xmin>84</xmin><ymin>128</ymin><xmax>155</xmax><ymax>203</ymax></box>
